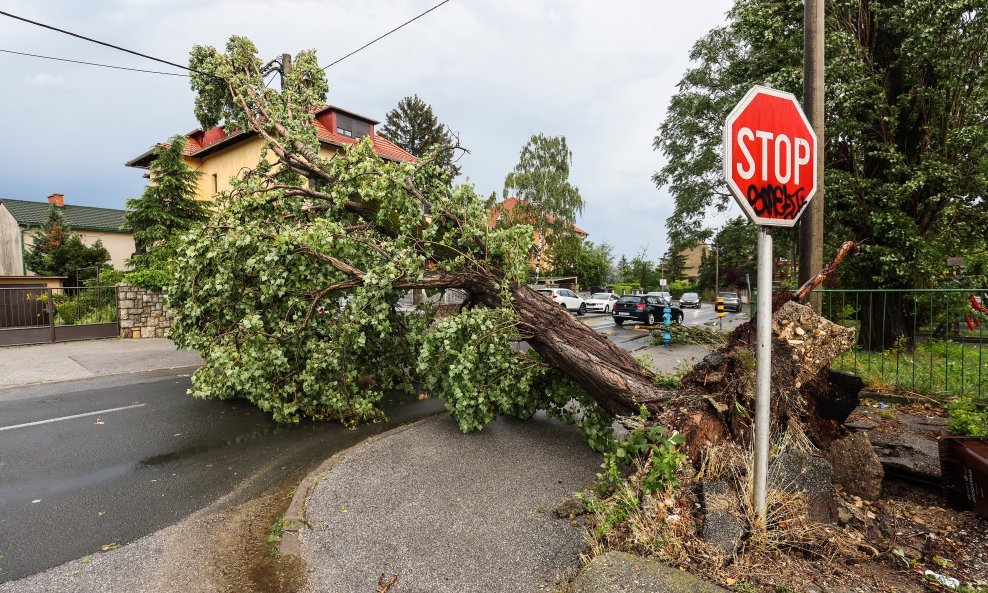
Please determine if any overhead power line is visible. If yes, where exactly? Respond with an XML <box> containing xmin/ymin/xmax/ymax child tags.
<box><xmin>0</xmin><ymin>10</ymin><xmax>200</xmax><ymax>75</ymax></box>
<box><xmin>323</xmin><ymin>0</ymin><xmax>453</xmax><ymax>70</ymax></box>
<box><xmin>0</xmin><ymin>48</ymin><xmax>189</xmax><ymax>76</ymax></box>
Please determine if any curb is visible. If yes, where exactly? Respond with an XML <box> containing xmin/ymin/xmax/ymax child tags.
<box><xmin>279</xmin><ymin>412</ymin><xmax>447</xmax><ymax>557</ymax></box>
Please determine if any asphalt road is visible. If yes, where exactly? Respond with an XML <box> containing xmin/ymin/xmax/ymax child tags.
<box><xmin>0</xmin><ymin>368</ymin><xmax>444</xmax><ymax>583</ymax></box>
<box><xmin>579</xmin><ymin>302</ymin><xmax>749</xmax><ymax>351</ymax></box>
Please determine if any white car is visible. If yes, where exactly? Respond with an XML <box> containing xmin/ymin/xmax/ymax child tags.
<box><xmin>585</xmin><ymin>292</ymin><xmax>620</xmax><ymax>313</ymax></box>
<box><xmin>536</xmin><ymin>288</ymin><xmax>586</xmax><ymax>315</ymax></box>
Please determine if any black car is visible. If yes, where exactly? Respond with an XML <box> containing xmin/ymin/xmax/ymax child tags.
<box><xmin>679</xmin><ymin>292</ymin><xmax>701</xmax><ymax>309</ymax></box>
<box><xmin>612</xmin><ymin>295</ymin><xmax>683</xmax><ymax>326</ymax></box>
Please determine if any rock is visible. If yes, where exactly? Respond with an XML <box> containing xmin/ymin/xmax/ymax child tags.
<box><xmin>823</xmin><ymin>431</ymin><xmax>884</xmax><ymax>499</ymax></box>
<box><xmin>870</xmin><ymin>432</ymin><xmax>942</xmax><ymax>483</ymax></box>
<box><xmin>768</xmin><ymin>449</ymin><xmax>835</xmax><ymax>523</ymax></box>
<box><xmin>571</xmin><ymin>551</ymin><xmax>728</xmax><ymax>593</ymax></box>
<box><xmin>554</xmin><ymin>493</ymin><xmax>587</xmax><ymax>518</ymax></box>
<box><xmin>699</xmin><ymin>480</ymin><xmax>744</xmax><ymax>557</ymax></box>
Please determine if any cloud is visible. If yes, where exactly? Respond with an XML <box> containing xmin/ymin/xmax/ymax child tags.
<box><xmin>24</xmin><ymin>73</ymin><xmax>66</xmax><ymax>87</ymax></box>
<box><xmin>0</xmin><ymin>0</ymin><xmax>735</xmax><ymax>261</ymax></box>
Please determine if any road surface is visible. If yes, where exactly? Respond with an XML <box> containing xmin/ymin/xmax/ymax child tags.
<box><xmin>579</xmin><ymin>303</ymin><xmax>748</xmax><ymax>351</ymax></box>
<box><xmin>0</xmin><ymin>367</ymin><xmax>443</xmax><ymax>583</ymax></box>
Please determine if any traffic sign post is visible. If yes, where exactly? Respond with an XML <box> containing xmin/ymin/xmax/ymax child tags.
<box><xmin>716</xmin><ymin>297</ymin><xmax>725</xmax><ymax>331</ymax></box>
<box><xmin>723</xmin><ymin>85</ymin><xmax>818</xmax><ymax>527</ymax></box>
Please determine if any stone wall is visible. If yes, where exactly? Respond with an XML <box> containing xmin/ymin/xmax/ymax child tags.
<box><xmin>117</xmin><ymin>285</ymin><xmax>172</xmax><ymax>339</ymax></box>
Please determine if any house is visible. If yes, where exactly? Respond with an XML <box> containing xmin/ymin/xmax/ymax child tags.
<box><xmin>678</xmin><ymin>242</ymin><xmax>710</xmax><ymax>281</ymax></box>
<box><xmin>125</xmin><ymin>105</ymin><xmax>417</xmax><ymax>199</ymax></box>
<box><xmin>488</xmin><ymin>196</ymin><xmax>589</xmax><ymax>276</ymax></box>
<box><xmin>0</xmin><ymin>194</ymin><xmax>134</xmax><ymax>278</ymax></box>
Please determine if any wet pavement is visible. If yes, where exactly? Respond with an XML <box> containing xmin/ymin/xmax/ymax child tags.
<box><xmin>0</xmin><ymin>368</ymin><xmax>444</xmax><ymax>584</ymax></box>
<box><xmin>579</xmin><ymin>303</ymin><xmax>748</xmax><ymax>352</ymax></box>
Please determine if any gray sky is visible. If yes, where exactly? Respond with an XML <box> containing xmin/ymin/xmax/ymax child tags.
<box><xmin>0</xmin><ymin>0</ymin><xmax>736</xmax><ymax>261</ymax></box>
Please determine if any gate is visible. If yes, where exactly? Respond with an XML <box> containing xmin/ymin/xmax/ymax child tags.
<box><xmin>0</xmin><ymin>286</ymin><xmax>119</xmax><ymax>347</ymax></box>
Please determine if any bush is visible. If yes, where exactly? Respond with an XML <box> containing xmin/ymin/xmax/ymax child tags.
<box><xmin>125</xmin><ymin>268</ymin><xmax>171</xmax><ymax>292</ymax></box>
<box><xmin>611</xmin><ymin>283</ymin><xmax>639</xmax><ymax>296</ymax></box>
<box><xmin>667</xmin><ymin>280</ymin><xmax>699</xmax><ymax>300</ymax></box>
<box><xmin>947</xmin><ymin>395</ymin><xmax>988</xmax><ymax>436</ymax></box>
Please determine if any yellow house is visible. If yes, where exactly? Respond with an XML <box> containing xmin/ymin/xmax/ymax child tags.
<box><xmin>125</xmin><ymin>105</ymin><xmax>416</xmax><ymax>198</ymax></box>
<box><xmin>0</xmin><ymin>193</ymin><xmax>135</xmax><ymax>278</ymax></box>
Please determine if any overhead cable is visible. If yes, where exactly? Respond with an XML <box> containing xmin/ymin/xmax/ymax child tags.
<box><xmin>0</xmin><ymin>10</ymin><xmax>201</xmax><ymax>75</ymax></box>
<box><xmin>0</xmin><ymin>48</ymin><xmax>189</xmax><ymax>76</ymax></box>
<box><xmin>323</xmin><ymin>0</ymin><xmax>453</xmax><ymax>70</ymax></box>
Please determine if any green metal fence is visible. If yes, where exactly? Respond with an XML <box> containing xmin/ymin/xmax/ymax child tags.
<box><xmin>813</xmin><ymin>288</ymin><xmax>988</xmax><ymax>399</ymax></box>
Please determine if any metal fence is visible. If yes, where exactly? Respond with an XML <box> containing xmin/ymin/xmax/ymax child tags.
<box><xmin>0</xmin><ymin>286</ymin><xmax>119</xmax><ymax>346</ymax></box>
<box><xmin>814</xmin><ymin>288</ymin><xmax>987</xmax><ymax>399</ymax></box>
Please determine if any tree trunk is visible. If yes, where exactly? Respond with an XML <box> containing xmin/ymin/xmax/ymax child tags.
<box><xmin>508</xmin><ymin>285</ymin><xmax>670</xmax><ymax>418</ymax></box>
<box><xmin>501</xmin><ymin>284</ymin><xmax>859</xmax><ymax>462</ymax></box>
<box><xmin>858</xmin><ymin>289</ymin><xmax>908</xmax><ymax>351</ymax></box>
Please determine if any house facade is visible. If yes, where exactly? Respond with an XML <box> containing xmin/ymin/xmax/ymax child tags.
<box><xmin>488</xmin><ymin>196</ymin><xmax>589</xmax><ymax>271</ymax></box>
<box><xmin>125</xmin><ymin>105</ymin><xmax>417</xmax><ymax>199</ymax></box>
<box><xmin>0</xmin><ymin>194</ymin><xmax>134</xmax><ymax>277</ymax></box>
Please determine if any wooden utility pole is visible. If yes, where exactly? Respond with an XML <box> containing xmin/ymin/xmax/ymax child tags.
<box><xmin>798</xmin><ymin>0</ymin><xmax>825</xmax><ymax>307</ymax></box>
<box><xmin>280</xmin><ymin>53</ymin><xmax>292</xmax><ymax>89</ymax></box>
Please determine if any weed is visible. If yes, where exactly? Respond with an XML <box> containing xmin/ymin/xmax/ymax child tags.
<box><xmin>266</xmin><ymin>516</ymin><xmax>285</xmax><ymax>547</ymax></box>
<box><xmin>732</xmin><ymin>584</ymin><xmax>758</xmax><ymax>593</ymax></box>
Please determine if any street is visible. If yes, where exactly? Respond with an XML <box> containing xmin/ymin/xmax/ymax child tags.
<box><xmin>578</xmin><ymin>302</ymin><xmax>749</xmax><ymax>351</ymax></box>
<box><xmin>0</xmin><ymin>368</ymin><xmax>444</xmax><ymax>583</ymax></box>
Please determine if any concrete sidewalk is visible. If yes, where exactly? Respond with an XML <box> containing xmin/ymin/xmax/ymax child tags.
<box><xmin>0</xmin><ymin>338</ymin><xmax>203</xmax><ymax>389</ymax></box>
<box><xmin>299</xmin><ymin>414</ymin><xmax>602</xmax><ymax>593</ymax></box>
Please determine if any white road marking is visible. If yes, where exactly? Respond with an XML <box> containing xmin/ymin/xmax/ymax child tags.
<box><xmin>0</xmin><ymin>403</ymin><xmax>146</xmax><ymax>432</ymax></box>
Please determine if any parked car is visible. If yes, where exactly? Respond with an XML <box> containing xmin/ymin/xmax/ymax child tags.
<box><xmin>717</xmin><ymin>291</ymin><xmax>742</xmax><ymax>312</ymax></box>
<box><xmin>679</xmin><ymin>292</ymin><xmax>701</xmax><ymax>309</ymax></box>
<box><xmin>537</xmin><ymin>287</ymin><xmax>586</xmax><ymax>315</ymax></box>
<box><xmin>646</xmin><ymin>291</ymin><xmax>673</xmax><ymax>302</ymax></box>
<box><xmin>585</xmin><ymin>292</ymin><xmax>620</xmax><ymax>313</ymax></box>
<box><xmin>612</xmin><ymin>295</ymin><xmax>683</xmax><ymax>326</ymax></box>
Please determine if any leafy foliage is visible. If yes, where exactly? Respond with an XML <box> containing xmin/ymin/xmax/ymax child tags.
<box><xmin>548</xmin><ymin>237</ymin><xmax>614</xmax><ymax>290</ymax></box>
<box><xmin>504</xmin><ymin>134</ymin><xmax>584</xmax><ymax>280</ymax></box>
<box><xmin>596</xmin><ymin>407</ymin><xmax>685</xmax><ymax>496</ymax></box>
<box><xmin>125</xmin><ymin>137</ymin><xmax>207</xmax><ymax>280</ymax></box>
<box><xmin>655</xmin><ymin>0</ymin><xmax>988</xmax><ymax>291</ymax></box>
<box><xmin>378</xmin><ymin>94</ymin><xmax>460</xmax><ymax>177</ymax></box>
<box><xmin>168</xmin><ymin>38</ymin><xmax>615</xmax><ymax>440</ymax></box>
<box><xmin>23</xmin><ymin>206</ymin><xmax>111</xmax><ymax>285</ymax></box>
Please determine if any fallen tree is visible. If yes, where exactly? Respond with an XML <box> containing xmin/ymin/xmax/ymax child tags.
<box><xmin>171</xmin><ymin>38</ymin><xmax>861</xmax><ymax>463</ymax></box>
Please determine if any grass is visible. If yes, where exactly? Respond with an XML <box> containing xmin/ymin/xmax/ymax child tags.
<box><xmin>832</xmin><ymin>339</ymin><xmax>987</xmax><ymax>399</ymax></box>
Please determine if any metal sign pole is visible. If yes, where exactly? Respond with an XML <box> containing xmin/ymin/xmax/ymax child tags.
<box><xmin>753</xmin><ymin>225</ymin><xmax>773</xmax><ymax>525</ymax></box>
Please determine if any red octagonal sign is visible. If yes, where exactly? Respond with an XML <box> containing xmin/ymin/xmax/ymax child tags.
<box><xmin>723</xmin><ymin>85</ymin><xmax>818</xmax><ymax>227</ymax></box>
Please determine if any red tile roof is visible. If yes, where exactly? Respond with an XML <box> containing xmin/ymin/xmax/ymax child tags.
<box><xmin>126</xmin><ymin>104</ymin><xmax>416</xmax><ymax>168</ymax></box>
<box><xmin>489</xmin><ymin>197</ymin><xmax>589</xmax><ymax>236</ymax></box>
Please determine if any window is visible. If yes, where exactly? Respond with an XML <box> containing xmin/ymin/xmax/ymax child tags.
<box><xmin>212</xmin><ymin>174</ymin><xmax>218</xmax><ymax>194</ymax></box>
<box><xmin>335</xmin><ymin>113</ymin><xmax>371</xmax><ymax>139</ymax></box>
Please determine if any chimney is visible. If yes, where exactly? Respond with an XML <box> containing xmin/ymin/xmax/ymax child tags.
<box><xmin>48</xmin><ymin>193</ymin><xmax>64</xmax><ymax>207</ymax></box>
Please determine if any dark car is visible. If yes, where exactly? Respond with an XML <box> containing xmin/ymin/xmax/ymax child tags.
<box><xmin>612</xmin><ymin>295</ymin><xmax>683</xmax><ymax>326</ymax></box>
<box><xmin>679</xmin><ymin>292</ymin><xmax>701</xmax><ymax>309</ymax></box>
<box><xmin>718</xmin><ymin>291</ymin><xmax>742</xmax><ymax>312</ymax></box>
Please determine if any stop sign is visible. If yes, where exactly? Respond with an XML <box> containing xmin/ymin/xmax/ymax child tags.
<box><xmin>723</xmin><ymin>85</ymin><xmax>817</xmax><ymax>226</ymax></box>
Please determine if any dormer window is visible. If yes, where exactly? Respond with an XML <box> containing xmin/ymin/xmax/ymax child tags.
<box><xmin>336</xmin><ymin>113</ymin><xmax>371</xmax><ymax>139</ymax></box>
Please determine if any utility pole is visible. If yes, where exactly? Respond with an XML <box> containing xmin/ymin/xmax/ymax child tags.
<box><xmin>799</xmin><ymin>0</ymin><xmax>825</xmax><ymax>309</ymax></box>
<box><xmin>280</xmin><ymin>52</ymin><xmax>292</xmax><ymax>89</ymax></box>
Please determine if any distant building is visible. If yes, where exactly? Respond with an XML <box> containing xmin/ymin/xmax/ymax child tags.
<box><xmin>0</xmin><ymin>194</ymin><xmax>134</xmax><ymax>276</ymax></box>
<box><xmin>125</xmin><ymin>105</ymin><xmax>417</xmax><ymax>201</ymax></box>
<box><xmin>488</xmin><ymin>197</ymin><xmax>589</xmax><ymax>271</ymax></box>
<box><xmin>678</xmin><ymin>242</ymin><xmax>710</xmax><ymax>281</ymax></box>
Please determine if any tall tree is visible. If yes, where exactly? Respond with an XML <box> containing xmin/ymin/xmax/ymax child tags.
<box><xmin>504</xmin><ymin>134</ymin><xmax>584</xmax><ymax>282</ymax></box>
<box><xmin>125</xmin><ymin>137</ymin><xmax>207</xmax><ymax>276</ymax></box>
<box><xmin>378</xmin><ymin>94</ymin><xmax>460</xmax><ymax>177</ymax></box>
<box><xmin>654</xmin><ymin>0</ymin><xmax>988</xmax><ymax>346</ymax></box>
<box><xmin>550</xmin><ymin>237</ymin><xmax>614</xmax><ymax>290</ymax></box>
<box><xmin>24</xmin><ymin>206</ymin><xmax>110</xmax><ymax>285</ymax></box>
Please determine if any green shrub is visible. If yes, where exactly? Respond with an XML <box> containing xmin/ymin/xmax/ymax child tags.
<box><xmin>947</xmin><ymin>395</ymin><xmax>988</xmax><ymax>436</ymax></box>
<box><xmin>125</xmin><ymin>268</ymin><xmax>172</xmax><ymax>292</ymax></box>
<box><xmin>597</xmin><ymin>407</ymin><xmax>685</xmax><ymax>496</ymax></box>
<box><xmin>667</xmin><ymin>280</ymin><xmax>699</xmax><ymax>300</ymax></box>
